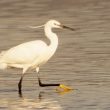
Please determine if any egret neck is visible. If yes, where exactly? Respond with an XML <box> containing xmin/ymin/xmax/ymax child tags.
<box><xmin>44</xmin><ymin>24</ymin><xmax>58</xmax><ymax>57</ymax></box>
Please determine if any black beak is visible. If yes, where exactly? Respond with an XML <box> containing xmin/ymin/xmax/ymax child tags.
<box><xmin>61</xmin><ymin>25</ymin><xmax>75</xmax><ymax>31</ymax></box>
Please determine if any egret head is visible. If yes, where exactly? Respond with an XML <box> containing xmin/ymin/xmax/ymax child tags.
<box><xmin>45</xmin><ymin>20</ymin><xmax>61</xmax><ymax>28</ymax></box>
<box><xmin>29</xmin><ymin>19</ymin><xmax>75</xmax><ymax>31</ymax></box>
<box><xmin>45</xmin><ymin>19</ymin><xmax>75</xmax><ymax>31</ymax></box>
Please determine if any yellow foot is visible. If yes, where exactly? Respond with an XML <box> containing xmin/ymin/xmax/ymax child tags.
<box><xmin>56</xmin><ymin>84</ymin><xmax>73</xmax><ymax>93</ymax></box>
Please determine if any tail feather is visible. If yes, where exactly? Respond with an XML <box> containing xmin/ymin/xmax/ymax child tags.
<box><xmin>0</xmin><ymin>51</ymin><xmax>6</xmax><ymax>58</ymax></box>
<box><xmin>0</xmin><ymin>50</ymin><xmax>7</xmax><ymax>69</ymax></box>
<box><xmin>0</xmin><ymin>63</ymin><xmax>7</xmax><ymax>69</ymax></box>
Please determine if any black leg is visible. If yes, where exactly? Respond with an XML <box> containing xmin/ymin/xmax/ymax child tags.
<box><xmin>37</xmin><ymin>74</ymin><xmax>60</xmax><ymax>87</ymax></box>
<box><xmin>18</xmin><ymin>75</ymin><xmax>24</xmax><ymax>95</ymax></box>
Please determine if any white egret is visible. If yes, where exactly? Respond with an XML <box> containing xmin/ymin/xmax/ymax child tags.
<box><xmin>0</xmin><ymin>20</ymin><xmax>74</xmax><ymax>94</ymax></box>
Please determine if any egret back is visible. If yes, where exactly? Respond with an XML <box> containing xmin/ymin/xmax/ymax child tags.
<box><xmin>0</xmin><ymin>40</ymin><xmax>48</xmax><ymax>66</ymax></box>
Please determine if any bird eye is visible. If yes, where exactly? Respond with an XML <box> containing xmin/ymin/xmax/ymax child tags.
<box><xmin>54</xmin><ymin>23</ymin><xmax>57</xmax><ymax>25</ymax></box>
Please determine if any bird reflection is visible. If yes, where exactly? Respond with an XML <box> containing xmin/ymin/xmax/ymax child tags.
<box><xmin>15</xmin><ymin>91</ymin><xmax>67</xmax><ymax>110</ymax></box>
<box><xmin>18</xmin><ymin>87</ymin><xmax>73</xmax><ymax>99</ymax></box>
<box><xmin>18</xmin><ymin>90</ymin><xmax>23</xmax><ymax>98</ymax></box>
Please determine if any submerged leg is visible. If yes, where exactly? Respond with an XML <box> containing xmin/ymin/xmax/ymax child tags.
<box><xmin>18</xmin><ymin>74</ymin><xmax>24</xmax><ymax>95</ymax></box>
<box><xmin>18</xmin><ymin>67</ymin><xmax>28</xmax><ymax>95</ymax></box>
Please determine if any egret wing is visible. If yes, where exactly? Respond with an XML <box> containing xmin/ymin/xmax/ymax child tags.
<box><xmin>1</xmin><ymin>40</ymin><xmax>48</xmax><ymax>64</ymax></box>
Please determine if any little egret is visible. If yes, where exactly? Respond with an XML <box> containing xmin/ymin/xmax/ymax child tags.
<box><xmin>0</xmin><ymin>19</ymin><xmax>74</xmax><ymax>94</ymax></box>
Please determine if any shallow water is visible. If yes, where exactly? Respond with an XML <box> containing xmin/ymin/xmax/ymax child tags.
<box><xmin>0</xmin><ymin>0</ymin><xmax>110</xmax><ymax>110</ymax></box>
